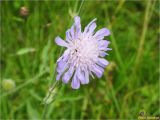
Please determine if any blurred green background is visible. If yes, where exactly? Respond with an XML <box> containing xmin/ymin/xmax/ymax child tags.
<box><xmin>0</xmin><ymin>0</ymin><xmax>159</xmax><ymax>119</ymax></box>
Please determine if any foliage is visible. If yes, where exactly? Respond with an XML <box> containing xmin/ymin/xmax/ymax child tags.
<box><xmin>0</xmin><ymin>0</ymin><xmax>159</xmax><ymax>119</ymax></box>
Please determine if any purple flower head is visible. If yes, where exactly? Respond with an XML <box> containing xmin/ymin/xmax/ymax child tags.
<box><xmin>55</xmin><ymin>16</ymin><xmax>111</xmax><ymax>89</ymax></box>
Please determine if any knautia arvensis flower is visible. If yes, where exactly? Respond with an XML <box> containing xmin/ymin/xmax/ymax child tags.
<box><xmin>55</xmin><ymin>16</ymin><xmax>111</xmax><ymax>89</ymax></box>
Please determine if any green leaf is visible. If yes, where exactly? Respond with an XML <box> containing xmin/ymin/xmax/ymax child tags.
<box><xmin>27</xmin><ymin>101</ymin><xmax>40</xmax><ymax>119</ymax></box>
<box><xmin>16</xmin><ymin>48</ymin><xmax>36</xmax><ymax>56</ymax></box>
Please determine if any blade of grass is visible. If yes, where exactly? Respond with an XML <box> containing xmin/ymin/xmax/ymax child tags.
<box><xmin>134</xmin><ymin>0</ymin><xmax>152</xmax><ymax>70</ymax></box>
<box><xmin>106</xmin><ymin>9</ymin><xmax>123</xmax><ymax>68</ymax></box>
<box><xmin>77</xmin><ymin>0</ymin><xmax>84</xmax><ymax>15</ymax></box>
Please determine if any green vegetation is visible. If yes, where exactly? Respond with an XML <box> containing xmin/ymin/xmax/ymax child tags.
<box><xmin>0</xmin><ymin>0</ymin><xmax>159</xmax><ymax>119</ymax></box>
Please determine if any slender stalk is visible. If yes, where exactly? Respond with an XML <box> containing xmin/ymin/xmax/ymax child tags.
<box><xmin>107</xmin><ymin>79</ymin><xmax>121</xmax><ymax>115</ymax></box>
<box><xmin>77</xmin><ymin>0</ymin><xmax>84</xmax><ymax>15</ymax></box>
<box><xmin>109</xmin><ymin>31</ymin><xmax>123</xmax><ymax>68</ymax></box>
<box><xmin>110</xmin><ymin>0</ymin><xmax>125</xmax><ymax>28</ymax></box>
<box><xmin>42</xmin><ymin>80</ymin><xmax>58</xmax><ymax>119</ymax></box>
<box><xmin>134</xmin><ymin>0</ymin><xmax>152</xmax><ymax>70</ymax></box>
<box><xmin>42</xmin><ymin>0</ymin><xmax>85</xmax><ymax>118</ymax></box>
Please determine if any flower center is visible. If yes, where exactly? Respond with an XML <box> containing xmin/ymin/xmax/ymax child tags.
<box><xmin>69</xmin><ymin>35</ymin><xmax>99</xmax><ymax>69</ymax></box>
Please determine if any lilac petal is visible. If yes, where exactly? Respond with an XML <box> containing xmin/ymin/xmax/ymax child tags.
<box><xmin>95</xmin><ymin>64</ymin><xmax>104</xmax><ymax>73</ymax></box>
<box><xmin>71</xmin><ymin>73</ymin><xmax>80</xmax><ymax>89</ymax></box>
<box><xmin>84</xmin><ymin>69</ymin><xmax>89</xmax><ymax>84</ymax></box>
<box><xmin>66</xmin><ymin>29</ymin><xmax>72</xmax><ymax>41</ymax></box>
<box><xmin>57</xmin><ymin>61</ymin><xmax>68</xmax><ymax>73</ymax></box>
<box><xmin>56</xmin><ymin>73</ymin><xmax>61</xmax><ymax>80</ymax></box>
<box><xmin>77</xmin><ymin>67</ymin><xmax>86</xmax><ymax>84</ymax></box>
<box><xmin>57</xmin><ymin>57</ymin><xmax>68</xmax><ymax>73</ymax></box>
<box><xmin>56</xmin><ymin>64</ymin><xmax>69</xmax><ymax>81</ymax></box>
<box><xmin>57</xmin><ymin>52</ymin><xmax>68</xmax><ymax>63</ymax></box>
<box><xmin>99</xmin><ymin>47</ymin><xmax>112</xmax><ymax>51</ymax></box>
<box><xmin>94</xmin><ymin>28</ymin><xmax>110</xmax><ymax>38</ymax></box>
<box><xmin>97</xmin><ymin>58</ymin><xmax>109</xmax><ymax>67</ymax></box>
<box><xmin>84</xmin><ymin>18</ymin><xmax>97</xmax><ymax>33</ymax></box>
<box><xmin>99</xmin><ymin>51</ymin><xmax>108</xmax><ymax>57</ymax></box>
<box><xmin>62</xmin><ymin>66</ymin><xmax>74</xmax><ymax>83</ymax></box>
<box><xmin>74</xmin><ymin>16</ymin><xmax>81</xmax><ymax>34</ymax></box>
<box><xmin>62</xmin><ymin>49</ymin><xmax>70</xmax><ymax>61</ymax></box>
<box><xmin>91</xmin><ymin>65</ymin><xmax>103</xmax><ymax>78</ymax></box>
<box><xmin>57</xmin><ymin>60</ymin><xmax>66</xmax><ymax>69</ymax></box>
<box><xmin>56</xmin><ymin>63</ymin><xmax>68</xmax><ymax>80</ymax></box>
<box><xmin>69</xmin><ymin>65</ymin><xmax>74</xmax><ymax>74</ymax></box>
<box><xmin>98</xmin><ymin>40</ymin><xmax>110</xmax><ymax>48</ymax></box>
<box><xmin>88</xmin><ymin>22</ymin><xmax>97</xmax><ymax>34</ymax></box>
<box><xmin>55</xmin><ymin>37</ymin><xmax>69</xmax><ymax>47</ymax></box>
<box><xmin>70</xmin><ymin>25</ymin><xmax>75</xmax><ymax>39</ymax></box>
<box><xmin>98</xmin><ymin>40</ymin><xmax>110</xmax><ymax>51</ymax></box>
<box><xmin>56</xmin><ymin>50</ymin><xmax>70</xmax><ymax>72</ymax></box>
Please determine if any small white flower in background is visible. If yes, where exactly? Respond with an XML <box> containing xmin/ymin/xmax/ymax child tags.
<box><xmin>55</xmin><ymin>16</ymin><xmax>111</xmax><ymax>89</ymax></box>
<box><xmin>2</xmin><ymin>79</ymin><xmax>16</xmax><ymax>91</ymax></box>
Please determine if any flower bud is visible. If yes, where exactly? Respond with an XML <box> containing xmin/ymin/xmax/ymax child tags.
<box><xmin>20</xmin><ymin>6</ymin><xmax>29</xmax><ymax>17</ymax></box>
<box><xmin>106</xmin><ymin>61</ymin><xmax>117</xmax><ymax>81</ymax></box>
<box><xmin>2</xmin><ymin>79</ymin><xmax>16</xmax><ymax>91</ymax></box>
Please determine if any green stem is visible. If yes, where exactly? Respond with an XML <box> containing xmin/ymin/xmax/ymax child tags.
<box><xmin>42</xmin><ymin>80</ymin><xmax>59</xmax><ymax>119</ymax></box>
<box><xmin>134</xmin><ymin>0</ymin><xmax>152</xmax><ymax>70</ymax></box>
<box><xmin>77</xmin><ymin>0</ymin><xmax>85</xmax><ymax>15</ymax></box>
<box><xmin>42</xmin><ymin>0</ymin><xmax>85</xmax><ymax>118</ymax></box>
